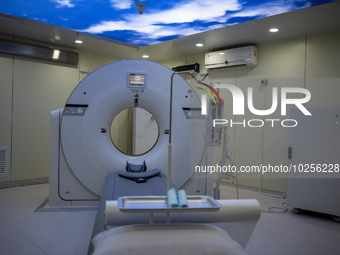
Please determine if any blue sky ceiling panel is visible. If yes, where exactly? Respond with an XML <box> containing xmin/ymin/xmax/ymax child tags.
<box><xmin>0</xmin><ymin>0</ymin><xmax>335</xmax><ymax>46</ymax></box>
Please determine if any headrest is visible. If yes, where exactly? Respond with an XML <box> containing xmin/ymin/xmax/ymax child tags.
<box><xmin>118</xmin><ymin>168</ymin><xmax>161</xmax><ymax>183</ymax></box>
<box><xmin>126</xmin><ymin>161</ymin><xmax>147</xmax><ymax>173</ymax></box>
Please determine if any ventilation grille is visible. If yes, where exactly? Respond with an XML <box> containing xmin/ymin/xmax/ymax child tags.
<box><xmin>0</xmin><ymin>147</ymin><xmax>8</xmax><ymax>177</ymax></box>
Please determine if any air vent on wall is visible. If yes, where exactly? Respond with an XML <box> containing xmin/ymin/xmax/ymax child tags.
<box><xmin>0</xmin><ymin>147</ymin><xmax>8</xmax><ymax>177</ymax></box>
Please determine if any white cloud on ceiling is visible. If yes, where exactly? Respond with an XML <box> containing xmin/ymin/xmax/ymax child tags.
<box><xmin>52</xmin><ymin>0</ymin><xmax>75</xmax><ymax>8</ymax></box>
<box><xmin>110</xmin><ymin>0</ymin><xmax>134</xmax><ymax>10</ymax></box>
<box><xmin>132</xmin><ymin>0</ymin><xmax>241</xmax><ymax>25</ymax></box>
<box><xmin>80</xmin><ymin>0</ymin><xmax>312</xmax><ymax>44</ymax></box>
<box><xmin>82</xmin><ymin>0</ymin><xmax>240</xmax><ymax>36</ymax></box>
<box><xmin>230</xmin><ymin>0</ymin><xmax>311</xmax><ymax>18</ymax></box>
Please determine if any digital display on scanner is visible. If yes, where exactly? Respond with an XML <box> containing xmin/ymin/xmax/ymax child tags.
<box><xmin>129</xmin><ymin>73</ymin><xmax>145</xmax><ymax>86</ymax></box>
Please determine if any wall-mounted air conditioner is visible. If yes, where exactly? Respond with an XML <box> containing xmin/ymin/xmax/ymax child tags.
<box><xmin>205</xmin><ymin>46</ymin><xmax>258</xmax><ymax>70</ymax></box>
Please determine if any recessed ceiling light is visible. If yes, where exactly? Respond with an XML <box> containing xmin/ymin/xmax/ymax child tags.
<box><xmin>218</xmin><ymin>52</ymin><xmax>225</xmax><ymax>55</ymax></box>
<box><xmin>196</xmin><ymin>43</ymin><xmax>204</xmax><ymax>47</ymax></box>
<box><xmin>75</xmin><ymin>40</ymin><xmax>83</xmax><ymax>44</ymax></box>
<box><xmin>269</xmin><ymin>28</ymin><xmax>279</xmax><ymax>33</ymax></box>
<box><xmin>142</xmin><ymin>55</ymin><xmax>149</xmax><ymax>58</ymax></box>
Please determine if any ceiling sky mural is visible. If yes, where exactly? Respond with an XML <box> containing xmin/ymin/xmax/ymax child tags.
<box><xmin>0</xmin><ymin>0</ymin><xmax>335</xmax><ymax>46</ymax></box>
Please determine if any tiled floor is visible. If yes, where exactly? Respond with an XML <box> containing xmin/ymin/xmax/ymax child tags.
<box><xmin>0</xmin><ymin>183</ymin><xmax>339</xmax><ymax>255</ymax></box>
<box><xmin>223</xmin><ymin>185</ymin><xmax>340</xmax><ymax>255</ymax></box>
<box><xmin>0</xmin><ymin>184</ymin><xmax>96</xmax><ymax>255</ymax></box>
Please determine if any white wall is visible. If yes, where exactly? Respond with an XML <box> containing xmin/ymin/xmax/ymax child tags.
<box><xmin>160</xmin><ymin>30</ymin><xmax>340</xmax><ymax>192</ymax></box>
<box><xmin>0</xmin><ymin>47</ymin><xmax>118</xmax><ymax>182</ymax></box>
<box><xmin>1</xmin><ymin>30</ymin><xmax>339</xmax><ymax>192</ymax></box>
<box><xmin>0</xmin><ymin>53</ymin><xmax>13</xmax><ymax>182</ymax></box>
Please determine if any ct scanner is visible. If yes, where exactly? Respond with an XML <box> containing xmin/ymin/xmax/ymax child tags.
<box><xmin>50</xmin><ymin>59</ymin><xmax>210</xmax><ymax>206</ymax></box>
<box><xmin>49</xmin><ymin>59</ymin><xmax>261</xmax><ymax>255</ymax></box>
